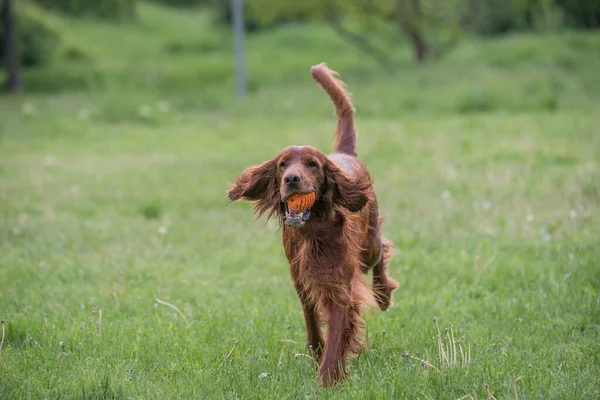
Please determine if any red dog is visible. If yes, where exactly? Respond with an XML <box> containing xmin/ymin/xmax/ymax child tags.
<box><xmin>228</xmin><ymin>63</ymin><xmax>398</xmax><ymax>387</ymax></box>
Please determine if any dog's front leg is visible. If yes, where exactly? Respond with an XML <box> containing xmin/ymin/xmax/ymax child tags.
<box><xmin>293</xmin><ymin>282</ymin><xmax>324</xmax><ymax>362</ymax></box>
<box><xmin>319</xmin><ymin>306</ymin><xmax>348</xmax><ymax>387</ymax></box>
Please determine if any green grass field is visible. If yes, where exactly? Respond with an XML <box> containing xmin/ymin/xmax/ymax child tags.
<box><xmin>1</xmin><ymin>3</ymin><xmax>600</xmax><ymax>399</ymax></box>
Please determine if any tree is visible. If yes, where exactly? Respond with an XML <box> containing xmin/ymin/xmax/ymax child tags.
<box><xmin>396</xmin><ymin>0</ymin><xmax>428</xmax><ymax>62</ymax></box>
<box><xmin>241</xmin><ymin>0</ymin><xmax>474</xmax><ymax>66</ymax></box>
<box><xmin>350</xmin><ymin>0</ymin><xmax>476</xmax><ymax>63</ymax></box>
<box><xmin>2</xmin><ymin>0</ymin><xmax>22</xmax><ymax>92</ymax></box>
<box><xmin>323</xmin><ymin>2</ymin><xmax>394</xmax><ymax>71</ymax></box>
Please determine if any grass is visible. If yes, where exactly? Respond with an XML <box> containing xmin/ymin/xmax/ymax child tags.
<box><xmin>1</xmin><ymin>2</ymin><xmax>600</xmax><ymax>399</ymax></box>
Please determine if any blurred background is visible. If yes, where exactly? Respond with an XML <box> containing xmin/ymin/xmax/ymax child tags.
<box><xmin>1</xmin><ymin>0</ymin><xmax>599</xmax><ymax>109</ymax></box>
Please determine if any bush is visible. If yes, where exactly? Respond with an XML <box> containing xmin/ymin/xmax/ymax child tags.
<box><xmin>146</xmin><ymin>0</ymin><xmax>213</xmax><ymax>7</ymax></box>
<box><xmin>213</xmin><ymin>0</ymin><xmax>312</xmax><ymax>32</ymax></box>
<box><xmin>468</xmin><ymin>0</ymin><xmax>532</xmax><ymax>35</ymax></box>
<box><xmin>555</xmin><ymin>0</ymin><xmax>600</xmax><ymax>28</ymax></box>
<box><xmin>0</xmin><ymin>1</ymin><xmax>61</xmax><ymax>68</ymax></box>
<box><xmin>32</xmin><ymin>0</ymin><xmax>137</xmax><ymax>21</ymax></box>
<box><xmin>468</xmin><ymin>0</ymin><xmax>598</xmax><ymax>35</ymax></box>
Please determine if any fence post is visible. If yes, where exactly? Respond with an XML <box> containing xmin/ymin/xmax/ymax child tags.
<box><xmin>2</xmin><ymin>0</ymin><xmax>22</xmax><ymax>92</ymax></box>
<box><xmin>231</xmin><ymin>0</ymin><xmax>247</xmax><ymax>98</ymax></box>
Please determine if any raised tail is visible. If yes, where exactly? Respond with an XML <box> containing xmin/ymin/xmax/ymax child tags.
<box><xmin>310</xmin><ymin>63</ymin><xmax>357</xmax><ymax>156</ymax></box>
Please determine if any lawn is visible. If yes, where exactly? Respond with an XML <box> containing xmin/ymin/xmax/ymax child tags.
<box><xmin>1</xmin><ymin>3</ymin><xmax>599</xmax><ymax>399</ymax></box>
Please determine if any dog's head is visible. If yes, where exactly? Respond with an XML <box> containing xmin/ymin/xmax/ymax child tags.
<box><xmin>228</xmin><ymin>146</ymin><xmax>370</xmax><ymax>227</ymax></box>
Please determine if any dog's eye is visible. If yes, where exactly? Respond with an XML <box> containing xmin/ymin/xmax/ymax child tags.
<box><xmin>308</xmin><ymin>161</ymin><xmax>318</xmax><ymax>168</ymax></box>
<box><xmin>279</xmin><ymin>161</ymin><xmax>286</xmax><ymax>169</ymax></box>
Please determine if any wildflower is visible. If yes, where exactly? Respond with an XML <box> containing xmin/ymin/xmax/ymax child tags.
<box><xmin>138</xmin><ymin>105</ymin><xmax>152</xmax><ymax>118</ymax></box>
<box><xmin>569</xmin><ymin>210</ymin><xmax>577</xmax><ymax>219</ymax></box>
<box><xmin>157</xmin><ymin>101</ymin><xmax>171</xmax><ymax>113</ymax></box>
<box><xmin>22</xmin><ymin>102</ymin><xmax>36</xmax><ymax>115</ymax></box>
<box><xmin>78</xmin><ymin>107</ymin><xmax>90</xmax><ymax>120</ymax></box>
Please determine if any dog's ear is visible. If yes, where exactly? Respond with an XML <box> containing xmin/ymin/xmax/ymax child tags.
<box><xmin>228</xmin><ymin>158</ymin><xmax>282</xmax><ymax>219</ymax></box>
<box><xmin>323</xmin><ymin>161</ymin><xmax>370</xmax><ymax>213</ymax></box>
<box><xmin>228</xmin><ymin>159</ymin><xmax>276</xmax><ymax>201</ymax></box>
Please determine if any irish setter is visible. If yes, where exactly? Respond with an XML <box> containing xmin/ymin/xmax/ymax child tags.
<box><xmin>227</xmin><ymin>63</ymin><xmax>398</xmax><ymax>387</ymax></box>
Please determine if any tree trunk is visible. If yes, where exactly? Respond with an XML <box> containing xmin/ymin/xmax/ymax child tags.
<box><xmin>405</xmin><ymin>28</ymin><xmax>427</xmax><ymax>63</ymax></box>
<box><xmin>2</xmin><ymin>0</ymin><xmax>22</xmax><ymax>92</ymax></box>
<box><xmin>396</xmin><ymin>0</ymin><xmax>428</xmax><ymax>63</ymax></box>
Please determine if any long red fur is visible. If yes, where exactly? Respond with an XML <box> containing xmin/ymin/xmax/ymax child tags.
<box><xmin>228</xmin><ymin>63</ymin><xmax>398</xmax><ymax>388</ymax></box>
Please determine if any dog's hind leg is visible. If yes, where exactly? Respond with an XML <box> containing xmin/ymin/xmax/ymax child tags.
<box><xmin>362</xmin><ymin>204</ymin><xmax>399</xmax><ymax>311</ymax></box>
<box><xmin>372</xmin><ymin>234</ymin><xmax>398</xmax><ymax>311</ymax></box>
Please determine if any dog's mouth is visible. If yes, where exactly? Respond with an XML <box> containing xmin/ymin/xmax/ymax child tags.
<box><xmin>284</xmin><ymin>203</ymin><xmax>311</xmax><ymax>228</ymax></box>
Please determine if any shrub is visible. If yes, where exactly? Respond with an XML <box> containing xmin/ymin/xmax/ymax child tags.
<box><xmin>32</xmin><ymin>0</ymin><xmax>137</xmax><ymax>21</ymax></box>
<box><xmin>213</xmin><ymin>0</ymin><xmax>312</xmax><ymax>32</ymax></box>
<box><xmin>555</xmin><ymin>0</ymin><xmax>600</xmax><ymax>28</ymax></box>
<box><xmin>146</xmin><ymin>0</ymin><xmax>213</xmax><ymax>7</ymax></box>
<box><xmin>468</xmin><ymin>0</ymin><xmax>599</xmax><ymax>35</ymax></box>
<box><xmin>469</xmin><ymin>0</ymin><xmax>532</xmax><ymax>35</ymax></box>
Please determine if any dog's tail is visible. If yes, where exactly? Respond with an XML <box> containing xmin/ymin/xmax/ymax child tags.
<box><xmin>310</xmin><ymin>63</ymin><xmax>357</xmax><ymax>156</ymax></box>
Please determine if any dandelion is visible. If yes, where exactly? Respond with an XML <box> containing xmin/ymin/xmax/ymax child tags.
<box><xmin>138</xmin><ymin>105</ymin><xmax>152</xmax><ymax>118</ymax></box>
<box><xmin>526</xmin><ymin>214</ymin><xmax>534</xmax><ymax>222</ymax></box>
<box><xmin>441</xmin><ymin>190</ymin><xmax>451</xmax><ymax>200</ymax></box>
<box><xmin>44</xmin><ymin>156</ymin><xmax>56</xmax><ymax>166</ymax></box>
<box><xmin>569</xmin><ymin>210</ymin><xmax>577</xmax><ymax>219</ymax></box>
<box><xmin>157</xmin><ymin>101</ymin><xmax>171</xmax><ymax>113</ymax></box>
<box><xmin>282</xmin><ymin>99</ymin><xmax>296</xmax><ymax>110</ymax></box>
<box><xmin>21</xmin><ymin>102</ymin><xmax>36</xmax><ymax>116</ymax></box>
<box><xmin>77</xmin><ymin>107</ymin><xmax>90</xmax><ymax>120</ymax></box>
<box><xmin>158</xmin><ymin>226</ymin><xmax>167</xmax><ymax>235</ymax></box>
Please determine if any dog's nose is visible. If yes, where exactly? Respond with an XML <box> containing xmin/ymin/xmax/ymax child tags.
<box><xmin>284</xmin><ymin>173</ymin><xmax>301</xmax><ymax>187</ymax></box>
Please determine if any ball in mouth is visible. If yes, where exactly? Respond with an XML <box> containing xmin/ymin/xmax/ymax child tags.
<box><xmin>284</xmin><ymin>192</ymin><xmax>315</xmax><ymax>227</ymax></box>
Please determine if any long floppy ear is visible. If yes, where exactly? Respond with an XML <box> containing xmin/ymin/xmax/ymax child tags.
<box><xmin>323</xmin><ymin>161</ymin><xmax>371</xmax><ymax>212</ymax></box>
<box><xmin>227</xmin><ymin>158</ymin><xmax>282</xmax><ymax>220</ymax></box>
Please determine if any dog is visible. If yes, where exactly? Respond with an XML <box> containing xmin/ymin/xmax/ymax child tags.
<box><xmin>227</xmin><ymin>63</ymin><xmax>398</xmax><ymax>387</ymax></box>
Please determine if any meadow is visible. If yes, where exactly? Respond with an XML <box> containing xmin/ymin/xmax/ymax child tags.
<box><xmin>1</xmin><ymin>3</ymin><xmax>599</xmax><ymax>399</ymax></box>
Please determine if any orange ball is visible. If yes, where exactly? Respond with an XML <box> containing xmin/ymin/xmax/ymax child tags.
<box><xmin>286</xmin><ymin>192</ymin><xmax>316</xmax><ymax>212</ymax></box>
